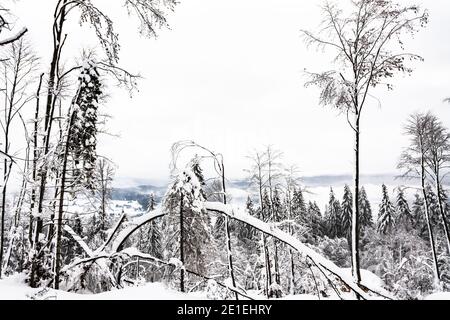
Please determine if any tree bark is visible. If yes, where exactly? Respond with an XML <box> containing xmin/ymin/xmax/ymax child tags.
<box><xmin>351</xmin><ymin>116</ymin><xmax>361</xmax><ymax>285</ymax></box>
<box><xmin>221</xmin><ymin>162</ymin><xmax>238</xmax><ymax>300</ymax></box>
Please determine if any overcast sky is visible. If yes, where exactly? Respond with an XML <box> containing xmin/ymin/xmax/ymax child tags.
<box><xmin>11</xmin><ymin>0</ymin><xmax>450</xmax><ymax>185</ymax></box>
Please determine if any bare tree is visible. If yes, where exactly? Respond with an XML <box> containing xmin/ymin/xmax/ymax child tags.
<box><xmin>398</xmin><ymin>112</ymin><xmax>441</xmax><ymax>287</ymax></box>
<box><xmin>301</xmin><ymin>0</ymin><xmax>428</xmax><ymax>285</ymax></box>
<box><xmin>0</xmin><ymin>38</ymin><xmax>39</xmax><ymax>277</ymax></box>
<box><xmin>265</xmin><ymin>146</ymin><xmax>283</xmax><ymax>296</ymax></box>
<box><xmin>245</xmin><ymin>150</ymin><xmax>272</xmax><ymax>298</ymax></box>
<box><xmin>423</xmin><ymin>114</ymin><xmax>450</xmax><ymax>257</ymax></box>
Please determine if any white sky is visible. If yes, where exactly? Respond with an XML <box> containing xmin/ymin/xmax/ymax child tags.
<box><xmin>10</xmin><ymin>0</ymin><xmax>450</xmax><ymax>184</ymax></box>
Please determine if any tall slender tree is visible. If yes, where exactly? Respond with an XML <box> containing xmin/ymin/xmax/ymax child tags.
<box><xmin>302</xmin><ymin>0</ymin><xmax>428</xmax><ymax>284</ymax></box>
<box><xmin>423</xmin><ymin>114</ymin><xmax>450</xmax><ymax>256</ymax></box>
<box><xmin>399</xmin><ymin>113</ymin><xmax>441</xmax><ymax>286</ymax></box>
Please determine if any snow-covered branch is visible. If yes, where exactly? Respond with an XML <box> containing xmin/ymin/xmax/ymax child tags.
<box><xmin>204</xmin><ymin>201</ymin><xmax>393</xmax><ymax>300</ymax></box>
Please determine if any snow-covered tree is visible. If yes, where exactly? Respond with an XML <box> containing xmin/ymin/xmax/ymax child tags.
<box><xmin>324</xmin><ymin>187</ymin><xmax>342</xmax><ymax>238</ymax></box>
<box><xmin>377</xmin><ymin>184</ymin><xmax>395</xmax><ymax>235</ymax></box>
<box><xmin>302</xmin><ymin>0</ymin><xmax>428</xmax><ymax>284</ymax></box>
<box><xmin>359</xmin><ymin>187</ymin><xmax>373</xmax><ymax>230</ymax></box>
<box><xmin>395</xmin><ymin>188</ymin><xmax>413</xmax><ymax>231</ymax></box>
<box><xmin>163</xmin><ymin>158</ymin><xmax>213</xmax><ymax>292</ymax></box>
<box><xmin>399</xmin><ymin>112</ymin><xmax>442</xmax><ymax>285</ymax></box>
<box><xmin>341</xmin><ymin>185</ymin><xmax>353</xmax><ymax>241</ymax></box>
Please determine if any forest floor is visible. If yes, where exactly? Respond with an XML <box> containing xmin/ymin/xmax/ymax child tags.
<box><xmin>1</xmin><ymin>272</ymin><xmax>449</xmax><ymax>300</ymax></box>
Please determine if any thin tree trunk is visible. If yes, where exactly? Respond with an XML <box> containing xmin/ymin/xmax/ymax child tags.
<box><xmin>351</xmin><ymin>116</ymin><xmax>361</xmax><ymax>285</ymax></box>
<box><xmin>29</xmin><ymin>74</ymin><xmax>44</xmax><ymax>247</ymax></box>
<box><xmin>32</xmin><ymin>1</ymin><xmax>67</xmax><ymax>287</ymax></box>
<box><xmin>435</xmin><ymin>180</ymin><xmax>450</xmax><ymax>256</ymax></box>
<box><xmin>53</xmin><ymin>111</ymin><xmax>75</xmax><ymax>289</ymax></box>
<box><xmin>258</xmin><ymin>174</ymin><xmax>271</xmax><ymax>298</ymax></box>
<box><xmin>289</xmin><ymin>249</ymin><xmax>295</xmax><ymax>295</ymax></box>
<box><xmin>221</xmin><ymin>162</ymin><xmax>238</xmax><ymax>300</ymax></box>
<box><xmin>421</xmin><ymin>153</ymin><xmax>441</xmax><ymax>286</ymax></box>
<box><xmin>179</xmin><ymin>193</ymin><xmax>185</xmax><ymax>292</ymax></box>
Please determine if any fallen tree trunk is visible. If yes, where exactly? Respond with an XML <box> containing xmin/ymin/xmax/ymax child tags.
<box><xmin>204</xmin><ymin>201</ymin><xmax>393</xmax><ymax>300</ymax></box>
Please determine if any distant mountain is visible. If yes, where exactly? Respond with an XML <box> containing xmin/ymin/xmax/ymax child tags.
<box><xmin>111</xmin><ymin>173</ymin><xmax>421</xmax><ymax>209</ymax></box>
<box><xmin>111</xmin><ymin>184</ymin><xmax>167</xmax><ymax>208</ymax></box>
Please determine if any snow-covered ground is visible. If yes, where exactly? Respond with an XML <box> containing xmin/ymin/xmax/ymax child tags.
<box><xmin>0</xmin><ymin>274</ymin><xmax>206</xmax><ymax>300</ymax></box>
<box><xmin>0</xmin><ymin>273</ymin><xmax>448</xmax><ymax>300</ymax></box>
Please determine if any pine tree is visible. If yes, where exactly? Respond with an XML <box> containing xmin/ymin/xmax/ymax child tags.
<box><xmin>291</xmin><ymin>188</ymin><xmax>307</xmax><ymax>225</ymax></box>
<box><xmin>261</xmin><ymin>189</ymin><xmax>272</xmax><ymax>222</ymax></box>
<box><xmin>68</xmin><ymin>61</ymin><xmax>103</xmax><ymax>190</ymax></box>
<box><xmin>147</xmin><ymin>192</ymin><xmax>156</xmax><ymax>211</ymax></box>
<box><xmin>426</xmin><ymin>184</ymin><xmax>440</xmax><ymax>226</ymax></box>
<box><xmin>341</xmin><ymin>185</ymin><xmax>353</xmax><ymax>240</ymax></box>
<box><xmin>377</xmin><ymin>184</ymin><xmax>395</xmax><ymax>235</ymax></box>
<box><xmin>272</xmin><ymin>188</ymin><xmax>284</xmax><ymax>223</ymax></box>
<box><xmin>163</xmin><ymin>158</ymin><xmax>213</xmax><ymax>290</ymax></box>
<box><xmin>237</xmin><ymin>196</ymin><xmax>256</xmax><ymax>241</ymax></box>
<box><xmin>396</xmin><ymin>188</ymin><xmax>413</xmax><ymax>231</ymax></box>
<box><xmin>325</xmin><ymin>187</ymin><xmax>341</xmax><ymax>238</ymax></box>
<box><xmin>411</xmin><ymin>193</ymin><xmax>427</xmax><ymax>237</ymax></box>
<box><xmin>141</xmin><ymin>194</ymin><xmax>162</xmax><ymax>259</ymax></box>
<box><xmin>359</xmin><ymin>187</ymin><xmax>373</xmax><ymax>229</ymax></box>
<box><xmin>306</xmin><ymin>201</ymin><xmax>323</xmax><ymax>241</ymax></box>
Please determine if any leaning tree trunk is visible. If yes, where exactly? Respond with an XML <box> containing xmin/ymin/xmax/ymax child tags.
<box><xmin>351</xmin><ymin>115</ymin><xmax>361</xmax><ymax>285</ymax></box>
<box><xmin>421</xmin><ymin>154</ymin><xmax>441</xmax><ymax>286</ymax></box>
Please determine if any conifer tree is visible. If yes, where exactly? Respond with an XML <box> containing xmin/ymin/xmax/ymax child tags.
<box><xmin>163</xmin><ymin>158</ymin><xmax>213</xmax><ymax>291</ymax></box>
<box><xmin>325</xmin><ymin>187</ymin><xmax>341</xmax><ymax>238</ymax></box>
<box><xmin>359</xmin><ymin>187</ymin><xmax>373</xmax><ymax>230</ymax></box>
<box><xmin>377</xmin><ymin>184</ymin><xmax>395</xmax><ymax>235</ymax></box>
<box><xmin>307</xmin><ymin>201</ymin><xmax>323</xmax><ymax>241</ymax></box>
<box><xmin>341</xmin><ymin>185</ymin><xmax>353</xmax><ymax>240</ymax></box>
<box><xmin>396</xmin><ymin>188</ymin><xmax>413</xmax><ymax>231</ymax></box>
<box><xmin>411</xmin><ymin>193</ymin><xmax>427</xmax><ymax>237</ymax></box>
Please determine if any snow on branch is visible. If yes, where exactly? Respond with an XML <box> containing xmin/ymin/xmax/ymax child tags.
<box><xmin>0</xmin><ymin>27</ymin><xmax>28</xmax><ymax>46</ymax></box>
<box><xmin>204</xmin><ymin>201</ymin><xmax>394</xmax><ymax>300</ymax></box>
<box><xmin>119</xmin><ymin>248</ymin><xmax>256</xmax><ymax>300</ymax></box>
<box><xmin>111</xmin><ymin>207</ymin><xmax>165</xmax><ymax>252</ymax></box>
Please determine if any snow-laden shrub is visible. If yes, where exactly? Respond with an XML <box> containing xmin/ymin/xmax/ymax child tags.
<box><xmin>316</xmin><ymin>236</ymin><xmax>351</xmax><ymax>268</ymax></box>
